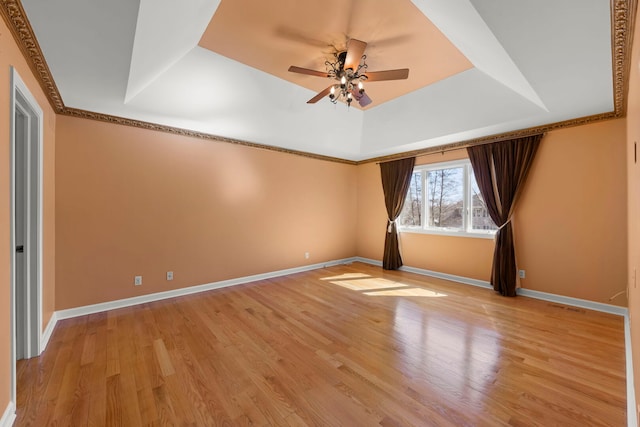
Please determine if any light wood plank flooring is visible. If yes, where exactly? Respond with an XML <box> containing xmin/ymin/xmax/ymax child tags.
<box><xmin>16</xmin><ymin>262</ymin><xmax>626</xmax><ymax>426</ymax></box>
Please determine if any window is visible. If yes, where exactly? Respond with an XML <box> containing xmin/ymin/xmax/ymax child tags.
<box><xmin>399</xmin><ymin>160</ymin><xmax>497</xmax><ymax>237</ymax></box>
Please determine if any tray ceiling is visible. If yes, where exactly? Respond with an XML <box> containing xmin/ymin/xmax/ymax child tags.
<box><xmin>20</xmin><ymin>0</ymin><xmax>616</xmax><ymax>161</ymax></box>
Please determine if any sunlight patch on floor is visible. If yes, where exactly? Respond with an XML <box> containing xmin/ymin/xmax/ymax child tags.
<box><xmin>320</xmin><ymin>273</ymin><xmax>371</xmax><ymax>281</ymax></box>
<box><xmin>329</xmin><ymin>277</ymin><xmax>409</xmax><ymax>291</ymax></box>
<box><xmin>364</xmin><ymin>288</ymin><xmax>447</xmax><ymax>297</ymax></box>
<box><xmin>321</xmin><ymin>275</ymin><xmax>447</xmax><ymax>297</ymax></box>
<box><xmin>363</xmin><ymin>288</ymin><xmax>447</xmax><ymax>298</ymax></box>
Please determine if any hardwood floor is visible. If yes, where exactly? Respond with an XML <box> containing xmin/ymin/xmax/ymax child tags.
<box><xmin>16</xmin><ymin>262</ymin><xmax>626</xmax><ymax>426</ymax></box>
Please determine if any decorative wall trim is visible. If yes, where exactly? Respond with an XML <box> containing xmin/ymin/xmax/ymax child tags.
<box><xmin>613</xmin><ymin>0</ymin><xmax>637</xmax><ymax>117</ymax></box>
<box><xmin>40</xmin><ymin>311</ymin><xmax>57</xmax><ymax>352</ymax></box>
<box><xmin>61</xmin><ymin>108</ymin><xmax>357</xmax><ymax>165</ymax></box>
<box><xmin>363</xmin><ymin>112</ymin><xmax>618</xmax><ymax>164</ymax></box>
<box><xmin>0</xmin><ymin>0</ymin><xmax>636</xmax><ymax>165</ymax></box>
<box><xmin>625</xmin><ymin>313</ymin><xmax>638</xmax><ymax>427</ymax></box>
<box><xmin>0</xmin><ymin>401</ymin><xmax>15</xmax><ymax>427</ymax></box>
<box><xmin>56</xmin><ymin>257</ymin><xmax>359</xmax><ymax>320</ymax></box>
<box><xmin>0</xmin><ymin>0</ymin><xmax>64</xmax><ymax>112</ymax></box>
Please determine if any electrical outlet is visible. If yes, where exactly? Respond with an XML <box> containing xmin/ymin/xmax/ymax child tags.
<box><xmin>305</xmin><ymin>252</ymin><xmax>310</xmax><ymax>259</ymax></box>
<box><xmin>518</xmin><ymin>270</ymin><xmax>526</xmax><ymax>279</ymax></box>
<box><xmin>134</xmin><ymin>276</ymin><xmax>142</xmax><ymax>286</ymax></box>
<box><xmin>167</xmin><ymin>271</ymin><xmax>173</xmax><ymax>281</ymax></box>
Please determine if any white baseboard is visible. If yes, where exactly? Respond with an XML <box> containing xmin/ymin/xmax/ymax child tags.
<box><xmin>356</xmin><ymin>257</ymin><xmax>491</xmax><ymax>289</ymax></box>
<box><xmin>38</xmin><ymin>256</ymin><xmax>640</xmax><ymax>426</ymax></box>
<box><xmin>355</xmin><ymin>257</ymin><xmax>626</xmax><ymax>316</ymax></box>
<box><xmin>40</xmin><ymin>311</ymin><xmax>58</xmax><ymax>352</ymax></box>
<box><xmin>355</xmin><ymin>257</ymin><xmax>382</xmax><ymax>267</ymax></box>
<box><xmin>0</xmin><ymin>401</ymin><xmax>15</xmax><ymax>427</ymax></box>
<box><xmin>626</xmin><ymin>313</ymin><xmax>638</xmax><ymax>427</ymax></box>
<box><xmin>355</xmin><ymin>257</ymin><xmax>635</xmax><ymax>425</ymax></box>
<box><xmin>56</xmin><ymin>257</ymin><xmax>359</xmax><ymax>320</ymax></box>
<box><xmin>400</xmin><ymin>265</ymin><xmax>492</xmax><ymax>289</ymax></box>
<box><xmin>515</xmin><ymin>288</ymin><xmax>627</xmax><ymax>316</ymax></box>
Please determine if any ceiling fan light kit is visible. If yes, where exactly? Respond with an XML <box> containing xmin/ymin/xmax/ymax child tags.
<box><xmin>288</xmin><ymin>38</ymin><xmax>409</xmax><ymax>108</ymax></box>
<box><xmin>325</xmin><ymin>50</ymin><xmax>368</xmax><ymax>107</ymax></box>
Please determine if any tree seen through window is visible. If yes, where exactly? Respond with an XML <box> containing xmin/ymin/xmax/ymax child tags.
<box><xmin>398</xmin><ymin>161</ymin><xmax>498</xmax><ymax>233</ymax></box>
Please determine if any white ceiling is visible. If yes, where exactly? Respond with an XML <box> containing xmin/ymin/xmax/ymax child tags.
<box><xmin>21</xmin><ymin>0</ymin><xmax>613</xmax><ymax>161</ymax></box>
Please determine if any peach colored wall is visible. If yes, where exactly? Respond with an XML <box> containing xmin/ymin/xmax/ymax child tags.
<box><xmin>516</xmin><ymin>120</ymin><xmax>627</xmax><ymax>305</ymax></box>
<box><xmin>627</xmin><ymin>0</ymin><xmax>640</xmax><ymax>417</ymax></box>
<box><xmin>355</xmin><ymin>162</ymin><xmax>387</xmax><ymax>261</ymax></box>
<box><xmin>0</xmin><ymin>15</ymin><xmax>56</xmax><ymax>415</ymax></box>
<box><xmin>55</xmin><ymin>116</ymin><xmax>357</xmax><ymax>309</ymax></box>
<box><xmin>357</xmin><ymin>119</ymin><xmax>627</xmax><ymax>306</ymax></box>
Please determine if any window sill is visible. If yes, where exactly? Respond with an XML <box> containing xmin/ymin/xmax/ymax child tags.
<box><xmin>399</xmin><ymin>227</ymin><xmax>496</xmax><ymax>240</ymax></box>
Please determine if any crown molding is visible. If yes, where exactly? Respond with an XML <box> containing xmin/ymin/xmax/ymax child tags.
<box><xmin>61</xmin><ymin>108</ymin><xmax>357</xmax><ymax>165</ymax></box>
<box><xmin>0</xmin><ymin>0</ymin><xmax>64</xmax><ymax>112</ymax></box>
<box><xmin>361</xmin><ymin>111</ymin><xmax>619</xmax><ymax>164</ymax></box>
<box><xmin>0</xmin><ymin>0</ymin><xmax>636</xmax><ymax>165</ymax></box>
<box><xmin>362</xmin><ymin>0</ymin><xmax>637</xmax><ymax>164</ymax></box>
<box><xmin>613</xmin><ymin>0</ymin><xmax>636</xmax><ymax>117</ymax></box>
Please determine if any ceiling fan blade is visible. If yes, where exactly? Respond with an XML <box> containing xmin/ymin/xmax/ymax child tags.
<box><xmin>307</xmin><ymin>86</ymin><xmax>333</xmax><ymax>104</ymax></box>
<box><xmin>344</xmin><ymin>39</ymin><xmax>367</xmax><ymax>71</ymax></box>
<box><xmin>358</xmin><ymin>92</ymin><xmax>372</xmax><ymax>107</ymax></box>
<box><xmin>350</xmin><ymin>90</ymin><xmax>373</xmax><ymax>108</ymax></box>
<box><xmin>288</xmin><ymin>66</ymin><xmax>329</xmax><ymax>78</ymax></box>
<box><xmin>364</xmin><ymin>69</ymin><xmax>409</xmax><ymax>81</ymax></box>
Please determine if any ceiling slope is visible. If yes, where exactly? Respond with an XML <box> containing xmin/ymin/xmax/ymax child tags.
<box><xmin>19</xmin><ymin>0</ymin><xmax>619</xmax><ymax>161</ymax></box>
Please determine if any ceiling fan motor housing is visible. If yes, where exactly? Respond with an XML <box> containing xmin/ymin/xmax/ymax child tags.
<box><xmin>337</xmin><ymin>51</ymin><xmax>347</xmax><ymax>71</ymax></box>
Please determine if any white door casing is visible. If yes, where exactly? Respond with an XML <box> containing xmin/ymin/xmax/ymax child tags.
<box><xmin>9</xmin><ymin>67</ymin><xmax>44</xmax><ymax>407</ymax></box>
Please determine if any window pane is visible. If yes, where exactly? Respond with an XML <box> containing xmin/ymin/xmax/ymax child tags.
<box><xmin>427</xmin><ymin>167</ymin><xmax>463</xmax><ymax>229</ymax></box>
<box><xmin>399</xmin><ymin>171</ymin><xmax>422</xmax><ymax>227</ymax></box>
<box><xmin>470</xmin><ymin>175</ymin><xmax>498</xmax><ymax>231</ymax></box>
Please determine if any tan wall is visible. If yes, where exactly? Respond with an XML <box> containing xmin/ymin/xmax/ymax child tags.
<box><xmin>627</xmin><ymin>0</ymin><xmax>640</xmax><ymax>417</ymax></box>
<box><xmin>516</xmin><ymin>120</ymin><xmax>627</xmax><ymax>304</ymax></box>
<box><xmin>54</xmin><ymin>116</ymin><xmax>357</xmax><ymax>309</ymax></box>
<box><xmin>356</xmin><ymin>119</ymin><xmax>627</xmax><ymax>306</ymax></box>
<box><xmin>0</xmin><ymin>16</ymin><xmax>56</xmax><ymax>414</ymax></box>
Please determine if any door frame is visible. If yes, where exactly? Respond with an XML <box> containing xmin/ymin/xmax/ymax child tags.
<box><xmin>9</xmin><ymin>67</ymin><xmax>44</xmax><ymax>405</ymax></box>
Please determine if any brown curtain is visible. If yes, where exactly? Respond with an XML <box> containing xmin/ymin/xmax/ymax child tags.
<box><xmin>380</xmin><ymin>157</ymin><xmax>416</xmax><ymax>270</ymax></box>
<box><xmin>467</xmin><ymin>134</ymin><xmax>542</xmax><ymax>296</ymax></box>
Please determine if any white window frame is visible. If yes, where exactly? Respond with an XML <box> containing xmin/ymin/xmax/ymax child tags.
<box><xmin>399</xmin><ymin>159</ymin><xmax>497</xmax><ymax>239</ymax></box>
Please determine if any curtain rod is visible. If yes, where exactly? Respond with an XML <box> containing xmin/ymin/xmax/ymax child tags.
<box><xmin>375</xmin><ymin>132</ymin><xmax>545</xmax><ymax>165</ymax></box>
<box><xmin>375</xmin><ymin>146</ymin><xmax>460</xmax><ymax>164</ymax></box>
<box><xmin>375</xmin><ymin>146</ymin><xmax>465</xmax><ymax>164</ymax></box>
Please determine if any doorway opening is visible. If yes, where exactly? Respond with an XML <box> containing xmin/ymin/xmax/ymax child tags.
<box><xmin>10</xmin><ymin>68</ymin><xmax>44</xmax><ymax>410</ymax></box>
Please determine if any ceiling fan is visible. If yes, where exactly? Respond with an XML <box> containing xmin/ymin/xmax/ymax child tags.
<box><xmin>288</xmin><ymin>38</ymin><xmax>409</xmax><ymax>107</ymax></box>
